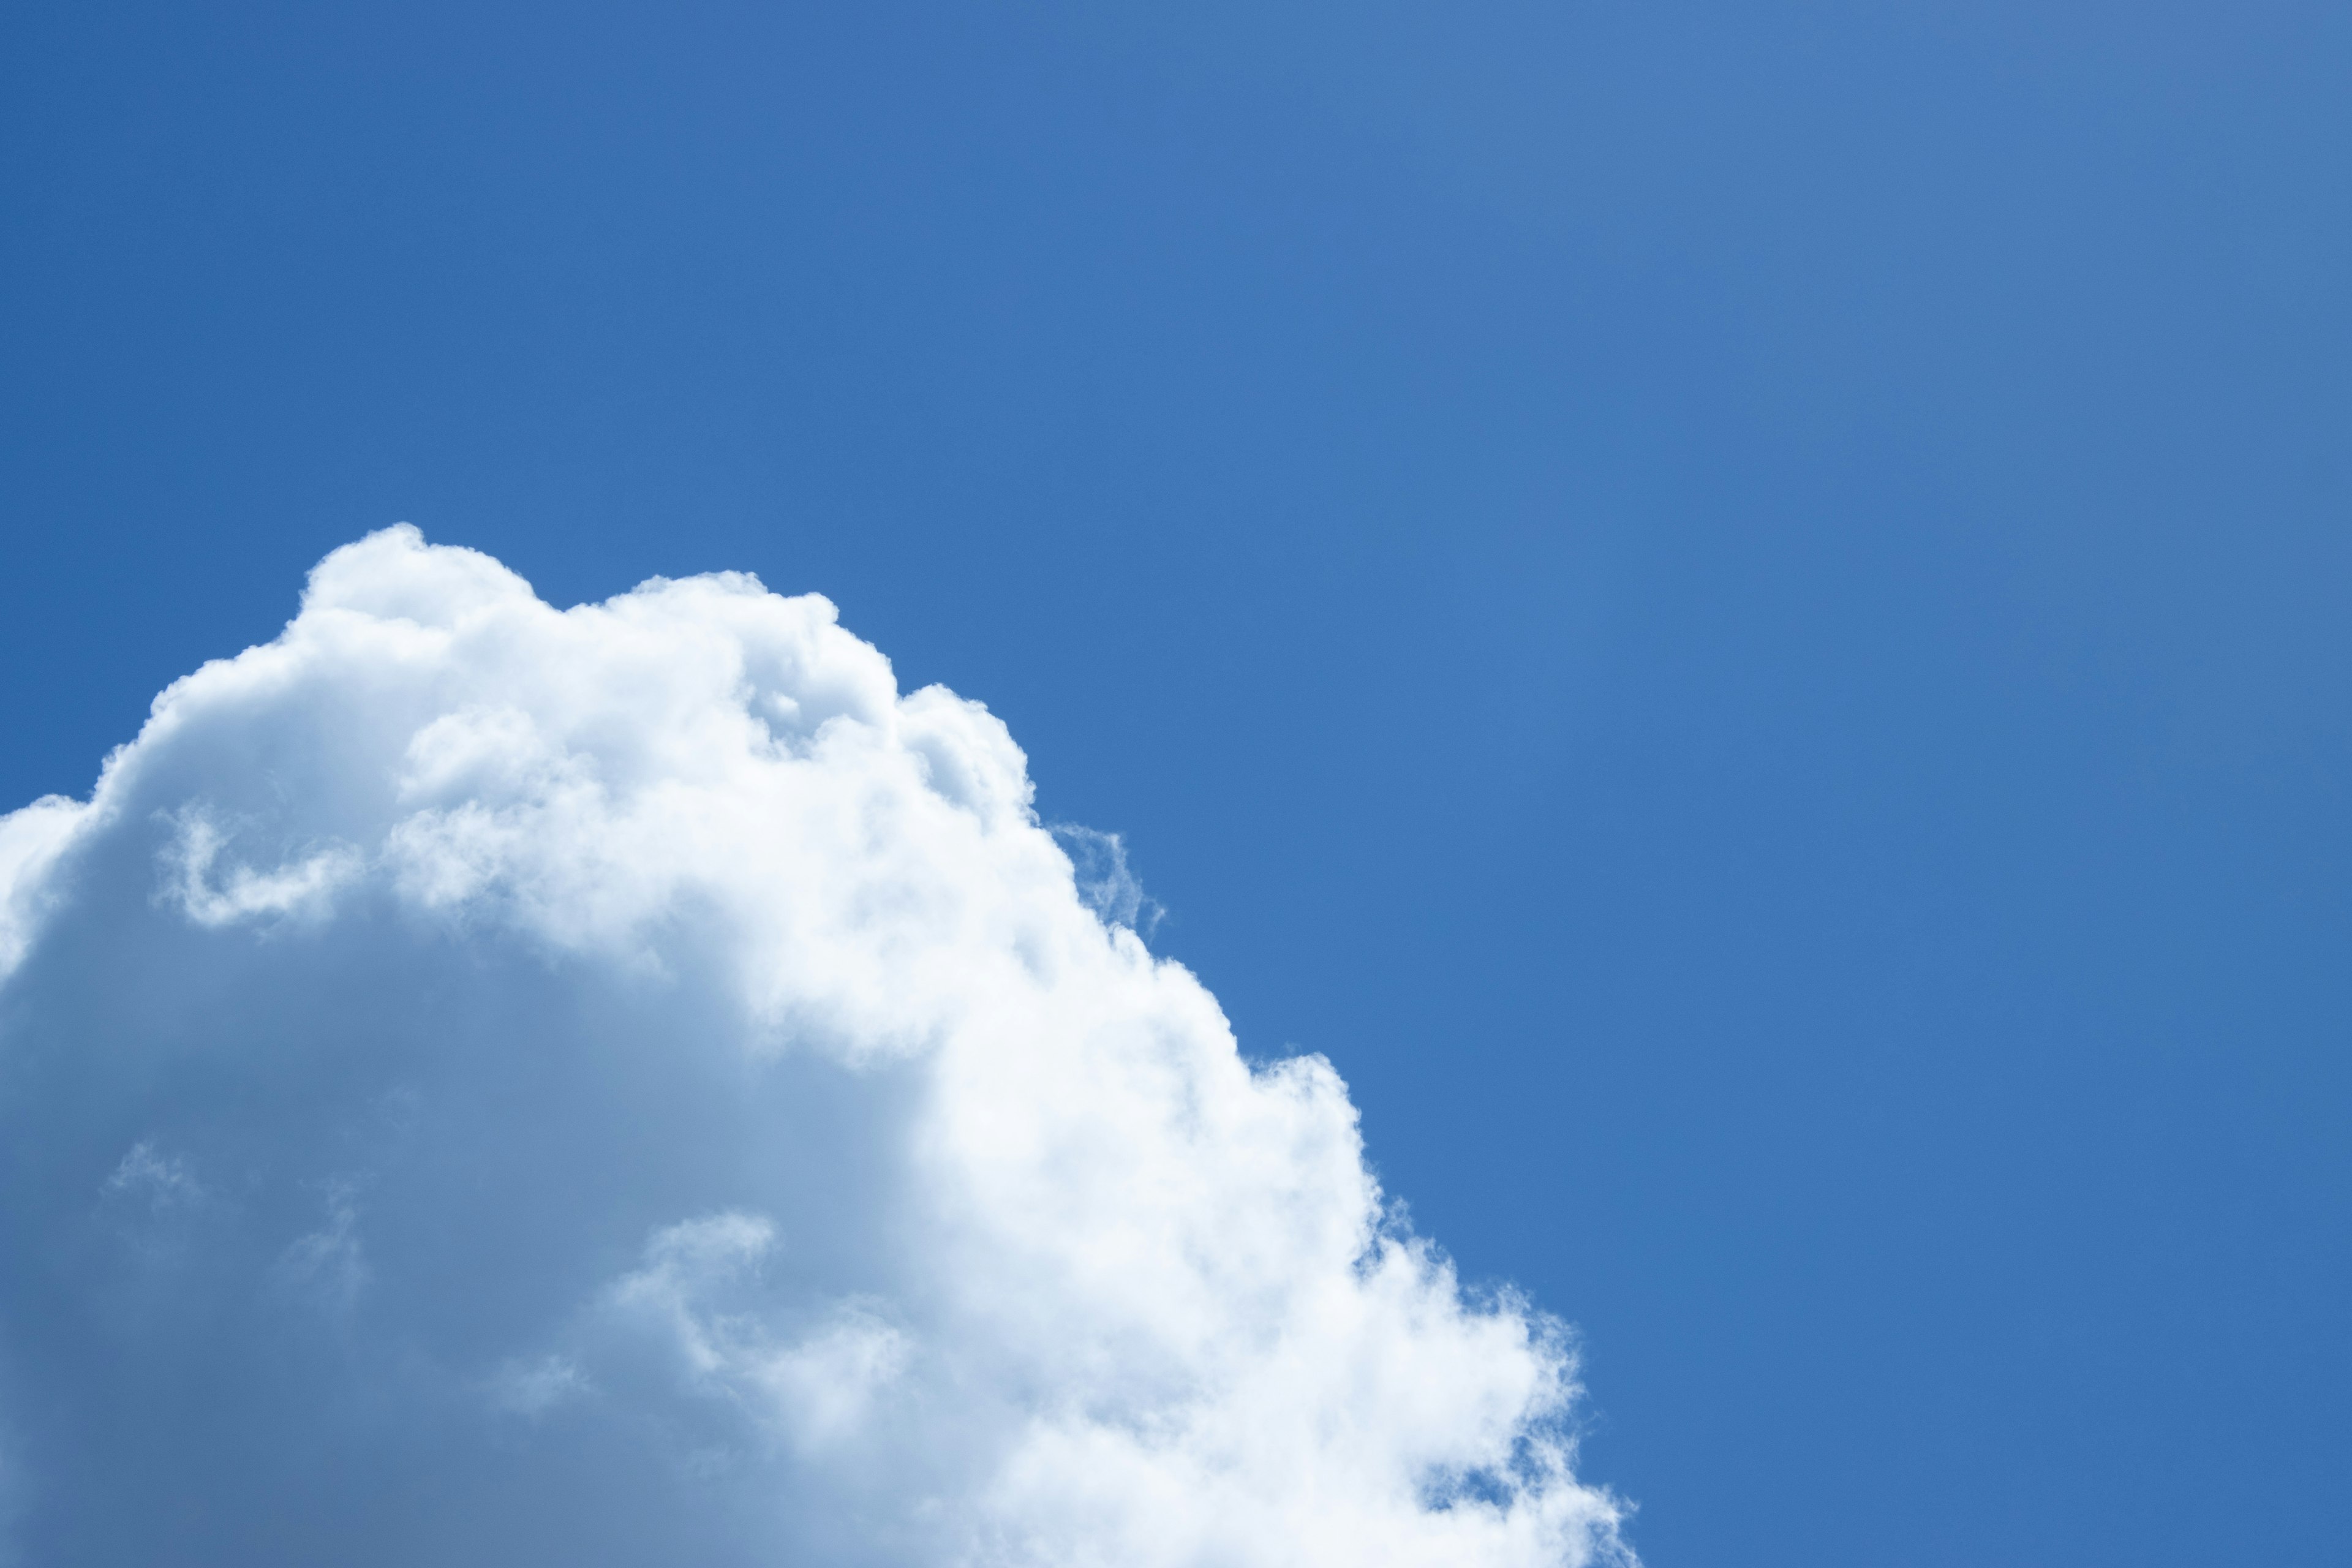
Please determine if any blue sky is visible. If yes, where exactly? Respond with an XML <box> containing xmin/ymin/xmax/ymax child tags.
<box><xmin>4</xmin><ymin>3</ymin><xmax>2349</xmax><ymax>1564</ymax></box>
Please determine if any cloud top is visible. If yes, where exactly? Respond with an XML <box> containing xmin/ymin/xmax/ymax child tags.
<box><xmin>0</xmin><ymin>527</ymin><xmax>1627</xmax><ymax>1566</ymax></box>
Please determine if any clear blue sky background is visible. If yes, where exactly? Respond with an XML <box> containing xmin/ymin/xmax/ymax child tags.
<box><xmin>4</xmin><ymin>4</ymin><xmax>2348</xmax><ymax>1564</ymax></box>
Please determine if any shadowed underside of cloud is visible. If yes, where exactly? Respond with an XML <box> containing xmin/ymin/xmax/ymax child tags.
<box><xmin>0</xmin><ymin>528</ymin><xmax>1627</xmax><ymax>1567</ymax></box>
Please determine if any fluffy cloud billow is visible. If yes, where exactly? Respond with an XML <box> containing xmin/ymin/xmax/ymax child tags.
<box><xmin>0</xmin><ymin>528</ymin><xmax>1628</xmax><ymax>1567</ymax></box>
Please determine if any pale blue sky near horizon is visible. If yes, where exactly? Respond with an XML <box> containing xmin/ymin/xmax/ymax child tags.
<box><xmin>4</xmin><ymin>4</ymin><xmax>2350</xmax><ymax>1564</ymax></box>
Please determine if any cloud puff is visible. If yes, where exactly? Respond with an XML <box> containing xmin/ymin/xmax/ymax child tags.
<box><xmin>0</xmin><ymin>527</ymin><xmax>1628</xmax><ymax>1566</ymax></box>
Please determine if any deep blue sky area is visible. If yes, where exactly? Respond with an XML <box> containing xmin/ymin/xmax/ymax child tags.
<box><xmin>6</xmin><ymin>4</ymin><xmax>2350</xmax><ymax>1563</ymax></box>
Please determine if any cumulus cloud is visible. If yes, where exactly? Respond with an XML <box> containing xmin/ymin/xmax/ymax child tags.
<box><xmin>0</xmin><ymin>526</ymin><xmax>1628</xmax><ymax>1566</ymax></box>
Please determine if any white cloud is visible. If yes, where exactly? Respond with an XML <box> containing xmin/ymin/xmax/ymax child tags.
<box><xmin>160</xmin><ymin>807</ymin><xmax>366</xmax><ymax>928</ymax></box>
<box><xmin>0</xmin><ymin>794</ymin><xmax>86</xmax><ymax>978</ymax></box>
<box><xmin>0</xmin><ymin>526</ymin><xmax>1629</xmax><ymax>1566</ymax></box>
<box><xmin>273</xmin><ymin>1179</ymin><xmax>371</xmax><ymax>1314</ymax></box>
<box><xmin>101</xmin><ymin>1140</ymin><xmax>206</xmax><ymax>1211</ymax></box>
<box><xmin>488</xmin><ymin>1352</ymin><xmax>593</xmax><ymax>1418</ymax></box>
<box><xmin>1050</xmin><ymin>824</ymin><xmax>1163</xmax><ymax>936</ymax></box>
